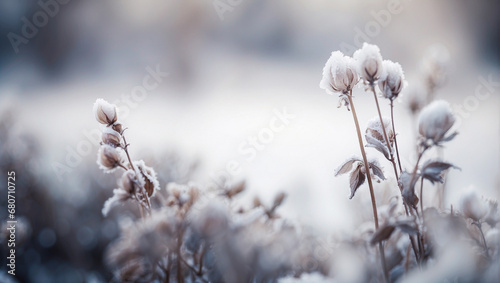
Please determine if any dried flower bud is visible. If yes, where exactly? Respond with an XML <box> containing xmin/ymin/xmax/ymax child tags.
<box><xmin>93</xmin><ymin>98</ymin><xmax>117</xmax><ymax>125</ymax></box>
<box><xmin>112</xmin><ymin>123</ymin><xmax>123</xmax><ymax>134</ymax></box>
<box><xmin>119</xmin><ymin>170</ymin><xmax>137</xmax><ymax>194</ymax></box>
<box><xmin>418</xmin><ymin>100</ymin><xmax>456</xmax><ymax>144</ymax></box>
<box><xmin>320</xmin><ymin>51</ymin><xmax>359</xmax><ymax>95</ymax></box>
<box><xmin>102</xmin><ymin>127</ymin><xmax>122</xmax><ymax>147</ymax></box>
<box><xmin>97</xmin><ymin>144</ymin><xmax>124</xmax><ymax>172</ymax></box>
<box><xmin>378</xmin><ymin>60</ymin><xmax>406</xmax><ymax>100</ymax></box>
<box><xmin>353</xmin><ymin>43</ymin><xmax>383</xmax><ymax>84</ymax></box>
<box><xmin>459</xmin><ymin>188</ymin><xmax>487</xmax><ymax>222</ymax></box>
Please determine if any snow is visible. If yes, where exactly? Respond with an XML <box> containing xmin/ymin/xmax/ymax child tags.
<box><xmin>319</xmin><ymin>51</ymin><xmax>358</xmax><ymax>94</ymax></box>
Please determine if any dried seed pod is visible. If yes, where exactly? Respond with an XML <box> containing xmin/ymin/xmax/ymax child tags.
<box><xmin>378</xmin><ymin>60</ymin><xmax>406</xmax><ymax>100</ymax></box>
<box><xmin>459</xmin><ymin>188</ymin><xmax>487</xmax><ymax>222</ymax></box>
<box><xmin>97</xmin><ymin>144</ymin><xmax>124</xmax><ymax>172</ymax></box>
<box><xmin>93</xmin><ymin>98</ymin><xmax>118</xmax><ymax>125</ymax></box>
<box><xmin>102</xmin><ymin>127</ymin><xmax>122</xmax><ymax>147</ymax></box>
<box><xmin>133</xmin><ymin>160</ymin><xmax>160</xmax><ymax>197</ymax></box>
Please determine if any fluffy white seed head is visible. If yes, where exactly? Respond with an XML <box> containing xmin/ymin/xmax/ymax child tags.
<box><xmin>366</xmin><ymin>116</ymin><xmax>394</xmax><ymax>145</ymax></box>
<box><xmin>320</xmin><ymin>51</ymin><xmax>359</xmax><ymax>94</ymax></box>
<box><xmin>93</xmin><ymin>98</ymin><xmax>118</xmax><ymax>125</ymax></box>
<box><xmin>353</xmin><ymin>43</ymin><xmax>384</xmax><ymax>84</ymax></box>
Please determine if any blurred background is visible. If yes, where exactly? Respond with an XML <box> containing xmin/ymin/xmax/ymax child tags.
<box><xmin>0</xmin><ymin>0</ymin><xmax>499</xmax><ymax>282</ymax></box>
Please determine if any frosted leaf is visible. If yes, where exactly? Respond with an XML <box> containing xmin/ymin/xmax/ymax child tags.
<box><xmin>418</xmin><ymin>100</ymin><xmax>456</xmax><ymax>144</ymax></box>
<box><xmin>133</xmin><ymin>160</ymin><xmax>160</xmax><ymax>197</ymax></box>
<box><xmin>334</xmin><ymin>156</ymin><xmax>362</xmax><ymax>176</ymax></box>
<box><xmin>378</xmin><ymin>60</ymin><xmax>407</xmax><ymax>100</ymax></box>
<box><xmin>102</xmin><ymin>188</ymin><xmax>129</xmax><ymax>217</ymax></box>
<box><xmin>365</xmin><ymin>116</ymin><xmax>394</xmax><ymax>158</ymax></box>
<box><xmin>320</xmin><ymin>51</ymin><xmax>359</xmax><ymax>95</ymax></box>
<box><xmin>93</xmin><ymin>98</ymin><xmax>118</xmax><ymax>125</ymax></box>
<box><xmin>420</xmin><ymin>160</ymin><xmax>459</xmax><ymax>184</ymax></box>
<box><xmin>353</xmin><ymin>43</ymin><xmax>383</xmax><ymax>83</ymax></box>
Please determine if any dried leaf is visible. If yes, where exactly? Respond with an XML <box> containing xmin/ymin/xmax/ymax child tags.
<box><xmin>441</xmin><ymin>131</ymin><xmax>458</xmax><ymax>143</ymax></box>
<box><xmin>369</xmin><ymin>160</ymin><xmax>386</xmax><ymax>181</ymax></box>
<box><xmin>365</xmin><ymin>135</ymin><xmax>391</xmax><ymax>160</ymax></box>
<box><xmin>349</xmin><ymin>164</ymin><xmax>366</xmax><ymax>199</ymax></box>
<box><xmin>139</xmin><ymin>168</ymin><xmax>155</xmax><ymax>197</ymax></box>
<box><xmin>272</xmin><ymin>192</ymin><xmax>287</xmax><ymax>209</ymax></box>
<box><xmin>335</xmin><ymin>157</ymin><xmax>361</xmax><ymax>176</ymax></box>
<box><xmin>370</xmin><ymin>225</ymin><xmax>396</xmax><ymax>245</ymax></box>
<box><xmin>421</xmin><ymin>160</ymin><xmax>459</xmax><ymax>184</ymax></box>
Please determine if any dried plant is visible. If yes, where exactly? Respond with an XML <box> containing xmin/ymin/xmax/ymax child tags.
<box><xmin>319</xmin><ymin>43</ymin><xmax>499</xmax><ymax>282</ymax></box>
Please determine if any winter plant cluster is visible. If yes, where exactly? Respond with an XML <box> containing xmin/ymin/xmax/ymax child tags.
<box><xmin>93</xmin><ymin>99</ymin><xmax>331</xmax><ymax>282</ymax></box>
<box><xmin>319</xmin><ymin>43</ymin><xmax>499</xmax><ymax>282</ymax></box>
<box><xmin>92</xmin><ymin>43</ymin><xmax>499</xmax><ymax>282</ymax></box>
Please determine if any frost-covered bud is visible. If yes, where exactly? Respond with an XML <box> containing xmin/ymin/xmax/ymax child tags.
<box><xmin>378</xmin><ymin>60</ymin><xmax>406</xmax><ymax>100</ymax></box>
<box><xmin>102</xmin><ymin>127</ymin><xmax>121</xmax><ymax>147</ymax></box>
<box><xmin>119</xmin><ymin>170</ymin><xmax>137</xmax><ymax>194</ymax></box>
<box><xmin>320</xmin><ymin>51</ymin><xmax>359</xmax><ymax>94</ymax></box>
<box><xmin>459</xmin><ymin>188</ymin><xmax>487</xmax><ymax>222</ymax></box>
<box><xmin>97</xmin><ymin>144</ymin><xmax>124</xmax><ymax>172</ymax></box>
<box><xmin>418</xmin><ymin>100</ymin><xmax>456</xmax><ymax>144</ymax></box>
<box><xmin>93</xmin><ymin>98</ymin><xmax>117</xmax><ymax>125</ymax></box>
<box><xmin>353</xmin><ymin>43</ymin><xmax>383</xmax><ymax>84</ymax></box>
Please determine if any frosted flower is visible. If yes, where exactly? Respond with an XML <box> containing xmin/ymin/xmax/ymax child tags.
<box><xmin>353</xmin><ymin>43</ymin><xmax>383</xmax><ymax>84</ymax></box>
<box><xmin>102</xmin><ymin>188</ymin><xmax>130</xmax><ymax>216</ymax></box>
<box><xmin>365</xmin><ymin>116</ymin><xmax>394</xmax><ymax>160</ymax></box>
<box><xmin>97</xmin><ymin>144</ymin><xmax>124</xmax><ymax>173</ymax></box>
<box><xmin>418</xmin><ymin>100</ymin><xmax>457</xmax><ymax>144</ymax></box>
<box><xmin>320</xmin><ymin>51</ymin><xmax>359</xmax><ymax>94</ymax></box>
<box><xmin>378</xmin><ymin>60</ymin><xmax>407</xmax><ymax>100</ymax></box>
<box><xmin>102</xmin><ymin>127</ymin><xmax>121</xmax><ymax>147</ymax></box>
<box><xmin>93</xmin><ymin>98</ymin><xmax>117</xmax><ymax>125</ymax></box>
<box><xmin>459</xmin><ymin>188</ymin><xmax>487</xmax><ymax>222</ymax></box>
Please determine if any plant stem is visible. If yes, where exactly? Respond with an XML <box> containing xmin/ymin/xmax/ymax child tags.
<box><xmin>347</xmin><ymin>92</ymin><xmax>389</xmax><ymax>283</ymax></box>
<box><xmin>419</xmin><ymin>177</ymin><xmax>425</xmax><ymax>217</ymax></box>
<box><xmin>475</xmin><ymin>222</ymin><xmax>490</xmax><ymax>259</ymax></box>
<box><xmin>390</xmin><ymin>100</ymin><xmax>403</xmax><ymax>172</ymax></box>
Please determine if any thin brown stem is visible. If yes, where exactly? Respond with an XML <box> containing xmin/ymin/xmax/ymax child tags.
<box><xmin>347</xmin><ymin>92</ymin><xmax>388</xmax><ymax>283</ymax></box>
<box><xmin>390</xmin><ymin>100</ymin><xmax>403</xmax><ymax>172</ymax></box>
